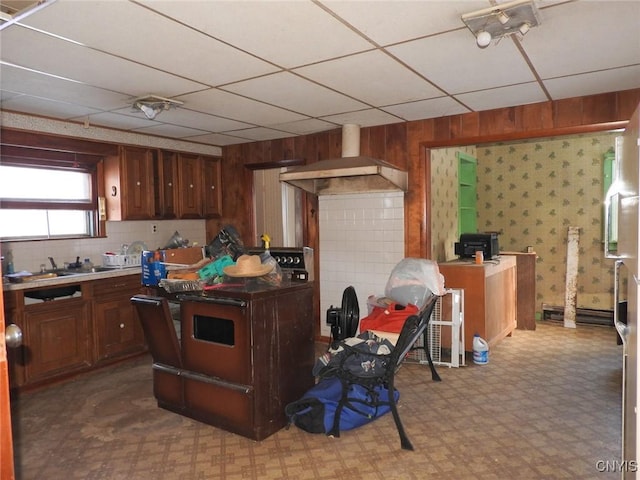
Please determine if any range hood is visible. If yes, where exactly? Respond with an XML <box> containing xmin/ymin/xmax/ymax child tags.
<box><xmin>280</xmin><ymin>124</ymin><xmax>408</xmax><ymax>195</ymax></box>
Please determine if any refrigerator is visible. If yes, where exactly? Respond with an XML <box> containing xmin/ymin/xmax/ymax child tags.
<box><xmin>607</xmin><ymin>102</ymin><xmax>640</xmax><ymax>476</ymax></box>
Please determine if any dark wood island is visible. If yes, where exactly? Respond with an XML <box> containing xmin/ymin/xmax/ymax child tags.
<box><xmin>134</xmin><ymin>281</ymin><xmax>315</xmax><ymax>441</ymax></box>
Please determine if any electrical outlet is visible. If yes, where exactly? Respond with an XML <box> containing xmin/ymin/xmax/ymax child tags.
<box><xmin>151</xmin><ymin>224</ymin><xmax>158</xmax><ymax>234</ymax></box>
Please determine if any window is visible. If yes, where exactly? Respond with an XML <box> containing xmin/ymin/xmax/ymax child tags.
<box><xmin>0</xmin><ymin>163</ymin><xmax>98</xmax><ymax>240</ymax></box>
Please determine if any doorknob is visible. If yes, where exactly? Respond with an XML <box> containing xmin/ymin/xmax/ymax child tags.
<box><xmin>5</xmin><ymin>324</ymin><xmax>22</xmax><ymax>348</ymax></box>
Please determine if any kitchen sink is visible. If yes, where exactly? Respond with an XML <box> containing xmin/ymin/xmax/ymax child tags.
<box><xmin>24</xmin><ymin>284</ymin><xmax>81</xmax><ymax>301</ymax></box>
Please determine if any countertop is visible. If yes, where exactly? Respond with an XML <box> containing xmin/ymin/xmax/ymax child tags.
<box><xmin>3</xmin><ymin>267</ymin><xmax>140</xmax><ymax>291</ymax></box>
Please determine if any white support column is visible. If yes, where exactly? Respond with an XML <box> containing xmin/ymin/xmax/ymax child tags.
<box><xmin>564</xmin><ymin>226</ymin><xmax>580</xmax><ymax>329</ymax></box>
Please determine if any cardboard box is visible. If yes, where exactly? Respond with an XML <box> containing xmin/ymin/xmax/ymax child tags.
<box><xmin>163</xmin><ymin>246</ymin><xmax>205</xmax><ymax>266</ymax></box>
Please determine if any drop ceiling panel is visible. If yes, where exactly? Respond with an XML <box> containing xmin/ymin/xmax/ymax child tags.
<box><xmin>544</xmin><ymin>65</ymin><xmax>640</xmax><ymax>100</ymax></box>
<box><xmin>272</xmin><ymin>118</ymin><xmax>339</xmax><ymax>135</ymax></box>
<box><xmin>1</xmin><ymin>94</ymin><xmax>101</xmax><ymax>119</ymax></box>
<box><xmin>523</xmin><ymin>1</ymin><xmax>640</xmax><ymax>79</ymax></box>
<box><xmin>321</xmin><ymin>0</ymin><xmax>490</xmax><ymax>45</ymax></box>
<box><xmin>1</xmin><ymin>26</ymin><xmax>206</xmax><ymax>95</ymax></box>
<box><xmin>223</xmin><ymin>126</ymin><xmax>297</xmax><ymax>142</ymax></box>
<box><xmin>221</xmin><ymin>72</ymin><xmax>368</xmax><ymax>117</ymax></box>
<box><xmin>294</xmin><ymin>50</ymin><xmax>444</xmax><ymax>106</ymax></box>
<box><xmin>388</xmin><ymin>29</ymin><xmax>537</xmax><ymax>94</ymax></box>
<box><xmin>383</xmin><ymin>96</ymin><xmax>471</xmax><ymax>121</ymax></box>
<box><xmin>320</xmin><ymin>108</ymin><xmax>403</xmax><ymax>128</ymax></box>
<box><xmin>19</xmin><ymin>0</ymin><xmax>279</xmax><ymax>86</ymax></box>
<box><xmin>132</xmin><ymin>123</ymin><xmax>210</xmax><ymax>139</ymax></box>
<box><xmin>138</xmin><ymin>0</ymin><xmax>374</xmax><ymax>68</ymax></box>
<box><xmin>177</xmin><ymin>89</ymin><xmax>309</xmax><ymax>126</ymax></box>
<box><xmin>0</xmin><ymin>63</ymin><xmax>129</xmax><ymax>110</ymax></box>
<box><xmin>455</xmin><ymin>82</ymin><xmax>548</xmax><ymax>111</ymax></box>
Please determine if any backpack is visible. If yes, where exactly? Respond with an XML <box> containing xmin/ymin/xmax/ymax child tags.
<box><xmin>285</xmin><ymin>376</ymin><xmax>399</xmax><ymax>434</ymax></box>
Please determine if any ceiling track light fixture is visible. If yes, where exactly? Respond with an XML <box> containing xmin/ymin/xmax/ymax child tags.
<box><xmin>461</xmin><ymin>0</ymin><xmax>540</xmax><ymax>49</ymax></box>
<box><xmin>131</xmin><ymin>95</ymin><xmax>184</xmax><ymax>120</ymax></box>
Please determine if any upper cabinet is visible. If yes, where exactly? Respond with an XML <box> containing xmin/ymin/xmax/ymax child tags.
<box><xmin>104</xmin><ymin>146</ymin><xmax>156</xmax><ymax>221</ymax></box>
<box><xmin>105</xmin><ymin>146</ymin><xmax>222</xmax><ymax>221</ymax></box>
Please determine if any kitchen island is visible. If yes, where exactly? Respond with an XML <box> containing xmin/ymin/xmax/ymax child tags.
<box><xmin>134</xmin><ymin>280</ymin><xmax>315</xmax><ymax>441</ymax></box>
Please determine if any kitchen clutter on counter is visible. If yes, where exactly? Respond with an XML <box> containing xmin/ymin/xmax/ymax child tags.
<box><xmin>144</xmin><ymin>226</ymin><xmax>283</xmax><ymax>293</ymax></box>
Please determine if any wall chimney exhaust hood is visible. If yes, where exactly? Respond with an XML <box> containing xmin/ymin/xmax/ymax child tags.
<box><xmin>280</xmin><ymin>124</ymin><xmax>408</xmax><ymax>195</ymax></box>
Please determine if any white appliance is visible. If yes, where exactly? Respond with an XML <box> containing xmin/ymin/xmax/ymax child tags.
<box><xmin>607</xmin><ymin>103</ymin><xmax>640</xmax><ymax>476</ymax></box>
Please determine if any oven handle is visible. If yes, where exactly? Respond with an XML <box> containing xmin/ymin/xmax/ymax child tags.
<box><xmin>176</xmin><ymin>294</ymin><xmax>246</xmax><ymax>308</ymax></box>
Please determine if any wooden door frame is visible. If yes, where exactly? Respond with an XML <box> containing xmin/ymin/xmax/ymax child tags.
<box><xmin>0</xmin><ymin>284</ymin><xmax>16</xmax><ymax>479</ymax></box>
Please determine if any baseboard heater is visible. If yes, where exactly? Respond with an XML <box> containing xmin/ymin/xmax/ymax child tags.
<box><xmin>542</xmin><ymin>304</ymin><xmax>613</xmax><ymax>326</ymax></box>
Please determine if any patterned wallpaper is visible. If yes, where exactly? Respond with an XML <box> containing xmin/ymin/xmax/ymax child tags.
<box><xmin>431</xmin><ymin>132</ymin><xmax>619</xmax><ymax>313</ymax></box>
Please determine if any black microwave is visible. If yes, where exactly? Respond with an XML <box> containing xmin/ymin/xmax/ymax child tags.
<box><xmin>454</xmin><ymin>233</ymin><xmax>500</xmax><ymax>259</ymax></box>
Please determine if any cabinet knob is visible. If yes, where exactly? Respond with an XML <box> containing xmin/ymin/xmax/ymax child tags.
<box><xmin>119</xmin><ymin>323</ymin><xmax>125</xmax><ymax>329</ymax></box>
<box><xmin>168</xmin><ymin>182</ymin><xmax>172</xmax><ymax>187</ymax></box>
<box><xmin>5</xmin><ymin>323</ymin><xmax>22</xmax><ymax>348</ymax></box>
<box><xmin>189</xmin><ymin>184</ymin><xmax>194</xmax><ymax>188</ymax></box>
<box><xmin>136</xmin><ymin>181</ymin><xmax>141</xmax><ymax>186</ymax></box>
<box><xmin>210</xmin><ymin>185</ymin><xmax>215</xmax><ymax>189</ymax></box>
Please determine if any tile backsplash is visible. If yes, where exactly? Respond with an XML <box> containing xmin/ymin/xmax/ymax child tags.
<box><xmin>2</xmin><ymin>220</ymin><xmax>206</xmax><ymax>273</ymax></box>
<box><xmin>319</xmin><ymin>192</ymin><xmax>405</xmax><ymax>337</ymax></box>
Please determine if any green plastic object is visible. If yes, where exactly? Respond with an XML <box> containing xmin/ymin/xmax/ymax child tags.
<box><xmin>198</xmin><ymin>255</ymin><xmax>234</xmax><ymax>279</ymax></box>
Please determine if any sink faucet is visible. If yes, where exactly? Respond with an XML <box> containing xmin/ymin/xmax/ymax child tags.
<box><xmin>48</xmin><ymin>257</ymin><xmax>58</xmax><ymax>270</ymax></box>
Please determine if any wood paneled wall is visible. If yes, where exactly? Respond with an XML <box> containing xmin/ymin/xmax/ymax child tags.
<box><xmin>219</xmin><ymin>88</ymin><xmax>640</xmax><ymax>259</ymax></box>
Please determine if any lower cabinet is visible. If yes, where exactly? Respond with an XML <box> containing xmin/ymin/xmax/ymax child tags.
<box><xmin>23</xmin><ymin>297</ymin><xmax>90</xmax><ymax>384</ymax></box>
<box><xmin>5</xmin><ymin>273</ymin><xmax>145</xmax><ymax>390</ymax></box>
<box><xmin>92</xmin><ymin>276</ymin><xmax>145</xmax><ymax>363</ymax></box>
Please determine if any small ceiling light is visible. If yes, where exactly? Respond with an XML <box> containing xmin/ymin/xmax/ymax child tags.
<box><xmin>518</xmin><ymin>22</ymin><xmax>531</xmax><ymax>35</ymax></box>
<box><xmin>131</xmin><ymin>95</ymin><xmax>183</xmax><ymax>120</ymax></box>
<box><xmin>461</xmin><ymin>0</ymin><xmax>540</xmax><ymax>48</ymax></box>
<box><xmin>497</xmin><ymin>11</ymin><xmax>510</xmax><ymax>25</ymax></box>
<box><xmin>476</xmin><ymin>30</ymin><xmax>492</xmax><ymax>48</ymax></box>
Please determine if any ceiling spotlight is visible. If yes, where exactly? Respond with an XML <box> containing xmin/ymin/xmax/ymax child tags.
<box><xmin>476</xmin><ymin>30</ymin><xmax>492</xmax><ymax>48</ymax></box>
<box><xmin>497</xmin><ymin>11</ymin><xmax>510</xmax><ymax>25</ymax></box>
<box><xmin>518</xmin><ymin>22</ymin><xmax>531</xmax><ymax>35</ymax></box>
<box><xmin>131</xmin><ymin>95</ymin><xmax>183</xmax><ymax>120</ymax></box>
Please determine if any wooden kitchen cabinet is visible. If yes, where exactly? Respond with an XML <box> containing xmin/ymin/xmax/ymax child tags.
<box><xmin>503</xmin><ymin>252</ymin><xmax>537</xmax><ymax>330</ymax></box>
<box><xmin>104</xmin><ymin>146</ymin><xmax>156</xmax><ymax>220</ymax></box>
<box><xmin>202</xmin><ymin>155</ymin><xmax>222</xmax><ymax>218</ymax></box>
<box><xmin>176</xmin><ymin>153</ymin><xmax>204</xmax><ymax>218</ymax></box>
<box><xmin>154</xmin><ymin>150</ymin><xmax>179</xmax><ymax>219</ymax></box>
<box><xmin>438</xmin><ymin>255</ymin><xmax>517</xmax><ymax>351</ymax></box>
<box><xmin>91</xmin><ymin>275</ymin><xmax>145</xmax><ymax>363</ymax></box>
<box><xmin>23</xmin><ymin>297</ymin><xmax>91</xmax><ymax>384</ymax></box>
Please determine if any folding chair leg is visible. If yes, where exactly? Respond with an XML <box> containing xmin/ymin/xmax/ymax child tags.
<box><xmin>423</xmin><ymin>329</ymin><xmax>441</xmax><ymax>382</ymax></box>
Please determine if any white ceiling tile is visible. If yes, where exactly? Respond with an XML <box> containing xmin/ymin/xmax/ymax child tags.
<box><xmin>177</xmin><ymin>89</ymin><xmax>309</xmax><ymax>126</ymax></box>
<box><xmin>272</xmin><ymin>118</ymin><xmax>339</xmax><ymax>135</ymax></box>
<box><xmin>521</xmin><ymin>1</ymin><xmax>640</xmax><ymax>79</ymax></box>
<box><xmin>186</xmin><ymin>133</ymin><xmax>254</xmax><ymax>146</ymax></box>
<box><xmin>454</xmin><ymin>82</ymin><xmax>548</xmax><ymax>111</ymax></box>
<box><xmin>138</xmin><ymin>0</ymin><xmax>374</xmax><ymax>68</ymax></box>
<box><xmin>1</xmin><ymin>95</ymin><xmax>102</xmax><ymax>119</ymax></box>
<box><xmin>19</xmin><ymin>0</ymin><xmax>280</xmax><ymax>86</ymax></box>
<box><xmin>383</xmin><ymin>97</ymin><xmax>471</xmax><ymax>121</ymax></box>
<box><xmin>320</xmin><ymin>108</ymin><xmax>403</xmax><ymax>127</ymax></box>
<box><xmin>82</xmin><ymin>112</ymin><xmax>160</xmax><ymax>130</ymax></box>
<box><xmin>221</xmin><ymin>72</ymin><xmax>368</xmax><ymax>117</ymax></box>
<box><xmin>388</xmin><ymin>29</ymin><xmax>537</xmax><ymax>94</ymax></box>
<box><xmin>0</xmin><ymin>63</ymin><xmax>130</xmax><ymax>110</ymax></box>
<box><xmin>544</xmin><ymin>65</ymin><xmax>640</xmax><ymax>100</ymax></box>
<box><xmin>0</xmin><ymin>26</ymin><xmax>205</xmax><ymax>96</ymax></box>
<box><xmin>295</xmin><ymin>50</ymin><xmax>444</xmax><ymax>106</ymax></box>
<box><xmin>321</xmin><ymin>0</ymin><xmax>491</xmax><ymax>45</ymax></box>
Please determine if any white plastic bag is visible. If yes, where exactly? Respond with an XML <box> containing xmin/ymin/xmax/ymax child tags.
<box><xmin>384</xmin><ymin>258</ymin><xmax>445</xmax><ymax>309</ymax></box>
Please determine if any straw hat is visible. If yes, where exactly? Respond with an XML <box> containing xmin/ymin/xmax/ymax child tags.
<box><xmin>223</xmin><ymin>254</ymin><xmax>274</xmax><ymax>278</ymax></box>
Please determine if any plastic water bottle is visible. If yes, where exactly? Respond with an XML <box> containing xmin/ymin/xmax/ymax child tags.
<box><xmin>473</xmin><ymin>334</ymin><xmax>489</xmax><ymax>365</ymax></box>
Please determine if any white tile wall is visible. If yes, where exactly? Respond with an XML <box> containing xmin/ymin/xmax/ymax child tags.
<box><xmin>319</xmin><ymin>192</ymin><xmax>405</xmax><ymax>337</ymax></box>
<box><xmin>2</xmin><ymin>220</ymin><xmax>206</xmax><ymax>273</ymax></box>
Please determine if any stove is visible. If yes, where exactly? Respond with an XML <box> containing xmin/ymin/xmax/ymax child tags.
<box><xmin>247</xmin><ymin>246</ymin><xmax>314</xmax><ymax>282</ymax></box>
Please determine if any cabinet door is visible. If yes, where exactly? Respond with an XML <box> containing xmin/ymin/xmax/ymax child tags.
<box><xmin>23</xmin><ymin>299</ymin><xmax>90</xmax><ymax>384</ymax></box>
<box><xmin>120</xmin><ymin>146</ymin><xmax>155</xmax><ymax>219</ymax></box>
<box><xmin>177</xmin><ymin>153</ymin><xmax>203</xmax><ymax>218</ymax></box>
<box><xmin>94</xmin><ymin>297</ymin><xmax>145</xmax><ymax>362</ymax></box>
<box><xmin>202</xmin><ymin>156</ymin><xmax>222</xmax><ymax>218</ymax></box>
<box><xmin>156</xmin><ymin>151</ymin><xmax>178</xmax><ymax>219</ymax></box>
